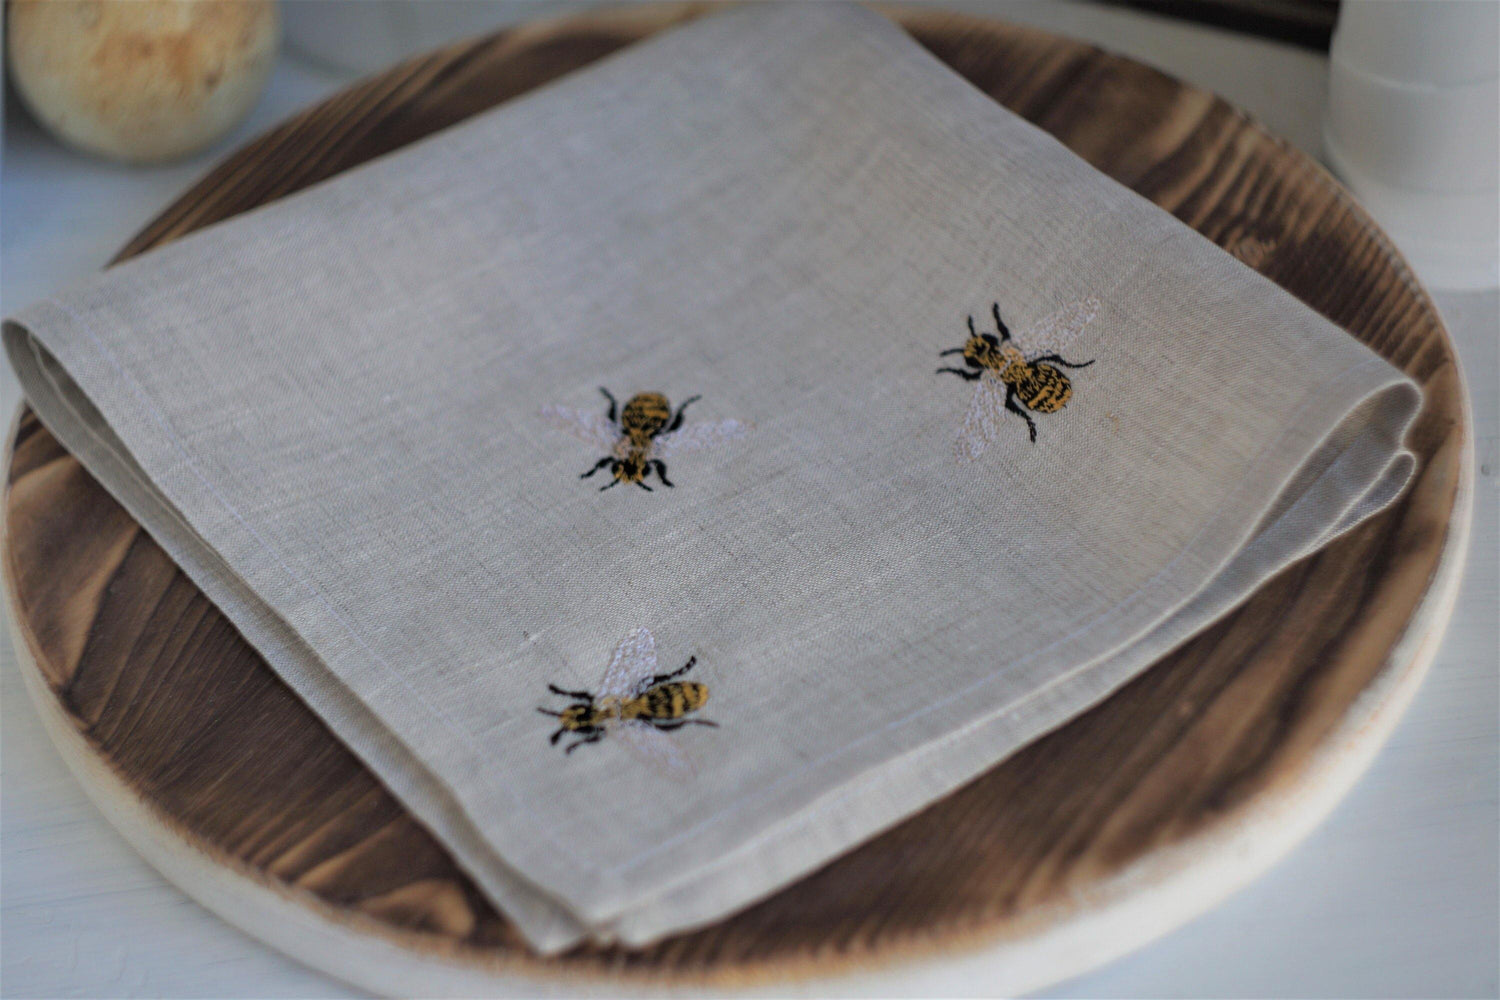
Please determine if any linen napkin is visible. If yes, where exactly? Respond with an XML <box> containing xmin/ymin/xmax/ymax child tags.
<box><xmin>6</xmin><ymin>3</ymin><xmax>1419</xmax><ymax>951</ymax></box>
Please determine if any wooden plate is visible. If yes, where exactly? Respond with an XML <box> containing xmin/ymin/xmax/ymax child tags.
<box><xmin>3</xmin><ymin>4</ymin><xmax>1471</xmax><ymax>994</ymax></box>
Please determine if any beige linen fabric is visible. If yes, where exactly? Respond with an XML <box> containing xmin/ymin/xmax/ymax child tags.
<box><xmin>5</xmin><ymin>4</ymin><xmax>1419</xmax><ymax>951</ymax></box>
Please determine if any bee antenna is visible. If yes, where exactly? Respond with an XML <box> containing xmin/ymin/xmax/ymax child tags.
<box><xmin>991</xmin><ymin>303</ymin><xmax>1011</xmax><ymax>340</ymax></box>
<box><xmin>967</xmin><ymin>315</ymin><xmax>978</xmax><ymax>338</ymax></box>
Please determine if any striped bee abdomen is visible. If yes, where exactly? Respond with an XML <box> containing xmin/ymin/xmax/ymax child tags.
<box><xmin>1015</xmin><ymin>364</ymin><xmax>1073</xmax><ymax>413</ymax></box>
<box><xmin>621</xmin><ymin>392</ymin><xmax>672</xmax><ymax>442</ymax></box>
<box><xmin>630</xmin><ymin>680</ymin><xmax>709</xmax><ymax>721</ymax></box>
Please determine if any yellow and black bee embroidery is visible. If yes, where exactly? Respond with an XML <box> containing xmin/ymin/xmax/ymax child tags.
<box><xmin>937</xmin><ymin>299</ymin><xmax>1099</xmax><ymax>459</ymax></box>
<box><xmin>541</xmin><ymin>389</ymin><xmax>747</xmax><ymax>491</ymax></box>
<box><xmin>538</xmin><ymin>627</ymin><xmax>716</xmax><ymax>776</ymax></box>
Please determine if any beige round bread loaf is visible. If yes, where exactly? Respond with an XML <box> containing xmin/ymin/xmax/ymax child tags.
<box><xmin>6</xmin><ymin>0</ymin><xmax>279</xmax><ymax>164</ymax></box>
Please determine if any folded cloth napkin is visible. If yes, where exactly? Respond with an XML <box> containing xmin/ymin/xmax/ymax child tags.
<box><xmin>6</xmin><ymin>3</ymin><xmax>1419</xmax><ymax>951</ymax></box>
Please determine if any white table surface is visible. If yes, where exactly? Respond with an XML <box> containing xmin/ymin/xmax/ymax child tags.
<box><xmin>2</xmin><ymin>3</ymin><xmax>1495</xmax><ymax>997</ymax></box>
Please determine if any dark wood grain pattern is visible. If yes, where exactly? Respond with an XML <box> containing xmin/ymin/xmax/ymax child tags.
<box><xmin>4</xmin><ymin>3</ymin><xmax>1464</xmax><ymax>984</ymax></box>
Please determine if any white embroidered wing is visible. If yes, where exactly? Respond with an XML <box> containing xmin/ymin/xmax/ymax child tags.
<box><xmin>1013</xmin><ymin>297</ymin><xmax>1100</xmax><ymax>361</ymax></box>
<box><xmin>539</xmin><ymin>404</ymin><xmax>620</xmax><ymax>451</ymax></box>
<box><xmin>652</xmin><ymin>419</ymin><xmax>750</xmax><ymax>459</ymax></box>
<box><xmin>954</xmin><ymin>371</ymin><xmax>1008</xmax><ymax>464</ymax></box>
<box><xmin>614</xmin><ymin>719</ymin><xmax>696</xmax><ymax>779</ymax></box>
<box><xmin>599</xmin><ymin>626</ymin><xmax>658</xmax><ymax>699</ymax></box>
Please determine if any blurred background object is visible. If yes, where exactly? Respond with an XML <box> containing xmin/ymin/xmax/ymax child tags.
<box><xmin>1098</xmin><ymin>0</ymin><xmax>1338</xmax><ymax>49</ymax></box>
<box><xmin>6</xmin><ymin>0</ymin><xmax>279</xmax><ymax>164</ymax></box>
<box><xmin>1323</xmin><ymin>0</ymin><xmax>1500</xmax><ymax>290</ymax></box>
<box><xmin>282</xmin><ymin>0</ymin><xmax>594</xmax><ymax>76</ymax></box>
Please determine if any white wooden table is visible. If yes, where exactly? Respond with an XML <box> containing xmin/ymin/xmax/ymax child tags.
<box><xmin>2</xmin><ymin>3</ymin><xmax>1495</xmax><ymax>996</ymax></box>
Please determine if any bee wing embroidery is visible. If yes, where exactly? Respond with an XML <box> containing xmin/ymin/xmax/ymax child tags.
<box><xmin>955</xmin><ymin>371</ymin><xmax>1009</xmax><ymax>464</ymax></box>
<box><xmin>652</xmin><ymin>419</ymin><xmax>750</xmax><ymax>459</ymax></box>
<box><xmin>539</xmin><ymin>404</ymin><xmax>620</xmax><ymax>451</ymax></box>
<box><xmin>1015</xmin><ymin>297</ymin><xmax>1101</xmax><ymax>361</ymax></box>
<box><xmin>615</xmin><ymin>719</ymin><xmax>696</xmax><ymax>779</ymax></box>
<box><xmin>599</xmin><ymin>626</ymin><xmax>658</xmax><ymax>699</ymax></box>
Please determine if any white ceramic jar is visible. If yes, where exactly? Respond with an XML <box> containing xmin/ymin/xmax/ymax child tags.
<box><xmin>1324</xmin><ymin>0</ymin><xmax>1500</xmax><ymax>290</ymax></box>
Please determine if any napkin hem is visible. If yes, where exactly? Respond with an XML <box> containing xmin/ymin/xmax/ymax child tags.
<box><xmin>4</xmin><ymin>310</ymin><xmax>596</xmax><ymax>953</ymax></box>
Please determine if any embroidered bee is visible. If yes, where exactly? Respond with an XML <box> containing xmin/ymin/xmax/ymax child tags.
<box><xmin>540</xmin><ymin>388</ymin><xmax>748</xmax><ymax>491</ymax></box>
<box><xmin>937</xmin><ymin>299</ymin><xmax>1099</xmax><ymax>459</ymax></box>
<box><xmin>538</xmin><ymin>627</ymin><xmax>716</xmax><ymax>776</ymax></box>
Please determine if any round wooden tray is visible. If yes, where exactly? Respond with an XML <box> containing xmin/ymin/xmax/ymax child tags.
<box><xmin>4</xmin><ymin>4</ymin><xmax>1471</xmax><ymax>995</ymax></box>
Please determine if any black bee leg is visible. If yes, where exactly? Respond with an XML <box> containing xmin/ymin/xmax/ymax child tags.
<box><xmin>652</xmin><ymin>460</ymin><xmax>673</xmax><ymax>488</ymax></box>
<box><xmin>550</xmin><ymin>728</ymin><xmax>564</xmax><ymax>745</ymax></box>
<box><xmin>992</xmin><ymin>303</ymin><xmax>1012</xmax><ymax>341</ymax></box>
<box><xmin>1004</xmin><ymin>386</ymin><xmax>1038</xmax><ymax>442</ymax></box>
<box><xmin>598</xmin><ymin>387</ymin><xmax>618</xmax><ymax>423</ymax></box>
<box><xmin>652</xmin><ymin>718</ymin><xmax>718</xmax><ymax>731</ymax></box>
<box><xmin>666</xmin><ymin>394</ymin><xmax>701</xmax><ymax>433</ymax></box>
<box><xmin>565</xmin><ymin>731</ymin><xmax>603</xmax><ymax>754</ymax></box>
<box><xmin>648</xmin><ymin>656</ymin><xmax>697</xmax><ymax>686</ymax></box>
<box><xmin>937</xmin><ymin>367</ymin><xmax>980</xmax><ymax>380</ymax></box>
<box><xmin>599</xmin><ymin>477</ymin><xmax>619</xmax><ymax>491</ymax></box>
<box><xmin>581</xmin><ymin>456</ymin><xmax>613</xmax><ymax>479</ymax></box>
<box><xmin>938</xmin><ymin>347</ymin><xmax>965</xmax><ymax>357</ymax></box>
<box><xmin>637</xmin><ymin>481</ymin><xmax>653</xmax><ymax>492</ymax></box>
<box><xmin>1032</xmin><ymin>353</ymin><xmax>1095</xmax><ymax>369</ymax></box>
<box><xmin>548</xmin><ymin>684</ymin><xmax>595</xmax><ymax>701</ymax></box>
